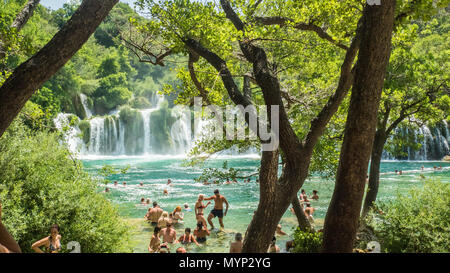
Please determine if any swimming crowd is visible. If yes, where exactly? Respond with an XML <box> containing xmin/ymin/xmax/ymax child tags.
<box><xmin>135</xmin><ymin>179</ymin><xmax>319</xmax><ymax>253</ymax></box>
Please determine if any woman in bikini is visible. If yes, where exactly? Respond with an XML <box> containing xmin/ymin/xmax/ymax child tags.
<box><xmin>172</xmin><ymin>206</ymin><xmax>184</xmax><ymax>225</ymax></box>
<box><xmin>178</xmin><ymin>228</ymin><xmax>199</xmax><ymax>246</ymax></box>
<box><xmin>195</xmin><ymin>194</ymin><xmax>211</xmax><ymax>228</ymax></box>
<box><xmin>194</xmin><ymin>222</ymin><xmax>210</xmax><ymax>244</ymax></box>
<box><xmin>31</xmin><ymin>224</ymin><xmax>62</xmax><ymax>253</ymax></box>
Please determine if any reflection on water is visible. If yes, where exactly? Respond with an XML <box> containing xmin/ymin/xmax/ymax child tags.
<box><xmin>81</xmin><ymin>157</ymin><xmax>450</xmax><ymax>253</ymax></box>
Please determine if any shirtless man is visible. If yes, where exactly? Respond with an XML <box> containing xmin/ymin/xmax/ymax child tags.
<box><xmin>311</xmin><ymin>190</ymin><xmax>319</xmax><ymax>201</ymax></box>
<box><xmin>159</xmin><ymin>222</ymin><xmax>177</xmax><ymax>244</ymax></box>
<box><xmin>146</xmin><ymin>201</ymin><xmax>163</xmax><ymax>226</ymax></box>
<box><xmin>304</xmin><ymin>203</ymin><xmax>315</xmax><ymax>216</ymax></box>
<box><xmin>276</xmin><ymin>224</ymin><xmax>287</xmax><ymax>236</ymax></box>
<box><xmin>205</xmin><ymin>189</ymin><xmax>229</xmax><ymax>229</ymax></box>
<box><xmin>195</xmin><ymin>194</ymin><xmax>211</xmax><ymax>228</ymax></box>
<box><xmin>167</xmin><ymin>179</ymin><xmax>172</xmax><ymax>186</ymax></box>
<box><xmin>148</xmin><ymin>226</ymin><xmax>161</xmax><ymax>253</ymax></box>
<box><xmin>229</xmin><ymin>233</ymin><xmax>243</xmax><ymax>253</ymax></box>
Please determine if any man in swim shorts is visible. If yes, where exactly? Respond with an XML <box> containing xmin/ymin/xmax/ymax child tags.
<box><xmin>205</xmin><ymin>189</ymin><xmax>229</xmax><ymax>229</ymax></box>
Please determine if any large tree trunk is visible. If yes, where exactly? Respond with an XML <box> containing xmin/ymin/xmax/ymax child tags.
<box><xmin>0</xmin><ymin>0</ymin><xmax>118</xmax><ymax>137</ymax></box>
<box><xmin>322</xmin><ymin>1</ymin><xmax>396</xmax><ymax>253</ymax></box>
<box><xmin>361</xmin><ymin>129</ymin><xmax>387</xmax><ymax>218</ymax></box>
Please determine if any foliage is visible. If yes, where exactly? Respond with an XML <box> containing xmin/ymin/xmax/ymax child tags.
<box><xmin>292</xmin><ymin>228</ymin><xmax>323</xmax><ymax>253</ymax></box>
<box><xmin>98</xmin><ymin>164</ymin><xmax>130</xmax><ymax>185</ymax></box>
<box><xmin>0</xmin><ymin>118</ymin><xmax>131</xmax><ymax>253</ymax></box>
<box><xmin>367</xmin><ymin>180</ymin><xmax>450</xmax><ymax>253</ymax></box>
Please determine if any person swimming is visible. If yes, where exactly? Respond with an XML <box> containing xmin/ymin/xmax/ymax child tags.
<box><xmin>183</xmin><ymin>203</ymin><xmax>192</xmax><ymax>212</ymax></box>
<box><xmin>31</xmin><ymin>224</ymin><xmax>62</xmax><ymax>253</ymax></box>
<box><xmin>229</xmin><ymin>233</ymin><xmax>243</xmax><ymax>253</ymax></box>
<box><xmin>140</xmin><ymin>197</ymin><xmax>146</xmax><ymax>204</ymax></box>
<box><xmin>194</xmin><ymin>222</ymin><xmax>210</xmax><ymax>243</ymax></box>
<box><xmin>178</xmin><ymin>228</ymin><xmax>199</xmax><ymax>246</ymax></box>
<box><xmin>172</xmin><ymin>206</ymin><xmax>184</xmax><ymax>224</ymax></box>
<box><xmin>311</xmin><ymin>190</ymin><xmax>319</xmax><ymax>200</ymax></box>
<box><xmin>148</xmin><ymin>226</ymin><xmax>161</xmax><ymax>253</ymax></box>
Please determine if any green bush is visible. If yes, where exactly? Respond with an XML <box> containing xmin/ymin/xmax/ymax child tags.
<box><xmin>292</xmin><ymin>228</ymin><xmax>323</xmax><ymax>253</ymax></box>
<box><xmin>368</xmin><ymin>180</ymin><xmax>450</xmax><ymax>253</ymax></box>
<box><xmin>0</xmin><ymin>119</ymin><xmax>131</xmax><ymax>253</ymax></box>
<box><xmin>78</xmin><ymin>120</ymin><xmax>91</xmax><ymax>145</ymax></box>
<box><xmin>129</xmin><ymin>96</ymin><xmax>151</xmax><ymax>109</ymax></box>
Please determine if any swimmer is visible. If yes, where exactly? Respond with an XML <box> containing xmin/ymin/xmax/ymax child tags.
<box><xmin>176</xmin><ymin>247</ymin><xmax>187</xmax><ymax>253</ymax></box>
<box><xmin>172</xmin><ymin>206</ymin><xmax>184</xmax><ymax>224</ymax></box>
<box><xmin>311</xmin><ymin>190</ymin><xmax>319</xmax><ymax>200</ymax></box>
<box><xmin>113</xmin><ymin>181</ymin><xmax>118</xmax><ymax>186</ymax></box>
<box><xmin>159</xmin><ymin>222</ymin><xmax>177</xmax><ymax>244</ymax></box>
<box><xmin>158</xmin><ymin>211</ymin><xmax>170</xmax><ymax>228</ymax></box>
<box><xmin>163</xmin><ymin>189</ymin><xmax>169</xmax><ymax>195</ymax></box>
<box><xmin>299</xmin><ymin>189</ymin><xmax>306</xmax><ymax>200</ymax></box>
<box><xmin>268</xmin><ymin>237</ymin><xmax>280</xmax><ymax>253</ymax></box>
<box><xmin>148</xmin><ymin>226</ymin><xmax>161</xmax><ymax>253</ymax></box>
<box><xmin>146</xmin><ymin>198</ymin><xmax>151</xmax><ymax>205</ymax></box>
<box><xmin>140</xmin><ymin>197</ymin><xmax>146</xmax><ymax>204</ymax></box>
<box><xmin>194</xmin><ymin>222</ymin><xmax>210</xmax><ymax>243</ymax></box>
<box><xmin>178</xmin><ymin>228</ymin><xmax>199</xmax><ymax>246</ymax></box>
<box><xmin>183</xmin><ymin>203</ymin><xmax>192</xmax><ymax>212</ymax></box>
<box><xmin>229</xmin><ymin>233</ymin><xmax>243</xmax><ymax>253</ymax></box>
<box><xmin>167</xmin><ymin>179</ymin><xmax>172</xmax><ymax>186</ymax></box>
<box><xmin>146</xmin><ymin>202</ymin><xmax>163</xmax><ymax>226</ymax></box>
<box><xmin>105</xmin><ymin>187</ymin><xmax>110</xmax><ymax>193</ymax></box>
<box><xmin>276</xmin><ymin>224</ymin><xmax>287</xmax><ymax>236</ymax></box>
<box><xmin>139</xmin><ymin>182</ymin><xmax>144</xmax><ymax>187</ymax></box>
<box><xmin>203</xmin><ymin>180</ymin><xmax>211</xmax><ymax>185</ymax></box>
<box><xmin>123</xmin><ymin>181</ymin><xmax>127</xmax><ymax>186</ymax></box>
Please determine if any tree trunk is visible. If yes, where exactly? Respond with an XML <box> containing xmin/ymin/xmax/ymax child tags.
<box><xmin>11</xmin><ymin>0</ymin><xmax>41</xmax><ymax>31</ymax></box>
<box><xmin>0</xmin><ymin>0</ymin><xmax>118</xmax><ymax>137</ymax></box>
<box><xmin>322</xmin><ymin>1</ymin><xmax>396</xmax><ymax>253</ymax></box>
<box><xmin>361</xmin><ymin>129</ymin><xmax>387</xmax><ymax>218</ymax></box>
<box><xmin>291</xmin><ymin>195</ymin><xmax>312</xmax><ymax>231</ymax></box>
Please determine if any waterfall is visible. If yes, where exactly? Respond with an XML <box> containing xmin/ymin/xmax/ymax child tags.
<box><xmin>140</xmin><ymin>109</ymin><xmax>155</xmax><ymax>154</ymax></box>
<box><xmin>79</xmin><ymin>93</ymin><xmax>92</xmax><ymax>119</ymax></box>
<box><xmin>53</xmin><ymin>113</ymin><xmax>84</xmax><ymax>154</ymax></box>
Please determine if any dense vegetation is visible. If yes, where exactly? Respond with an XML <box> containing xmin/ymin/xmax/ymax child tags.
<box><xmin>0</xmin><ymin>105</ymin><xmax>131</xmax><ymax>253</ymax></box>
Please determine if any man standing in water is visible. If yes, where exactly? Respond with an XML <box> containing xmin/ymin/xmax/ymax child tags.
<box><xmin>205</xmin><ymin>189</ymin><xmax>229</xmax><ymax>230</ymax></box>
<box><xmin>147</xmin><ymin>201</ymin><xmax>163</xmax><ymax>226</ymax></box>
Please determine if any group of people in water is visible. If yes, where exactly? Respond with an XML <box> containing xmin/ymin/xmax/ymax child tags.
<box><xmin>143</xmin><ymin>185</ymin><xmax>232</xmax><ymax>253</ymax></box>
<box><xmin>138</xmin><ymin>178</ymin><xmax>318</xmax><ymax>253</ymax></box>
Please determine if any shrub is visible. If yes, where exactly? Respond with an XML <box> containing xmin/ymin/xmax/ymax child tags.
<box><xmin>0</xmin><ymin>119</ymin><xmax>131</xmax><ymax>253</ymax></box>
<box><xmin>368</xmin><ymin>180</ymin><xmax>450</xmax><ymax>253</ymax></box>
<box><xmin>78</xmin><ymin>120</ymin><xmax>91</xmax><ymax>144</ymax></box>
<box><xmin>292</xmin><ymin>228</ymin><xmax>323</xmax><ymax>253</ymax></box>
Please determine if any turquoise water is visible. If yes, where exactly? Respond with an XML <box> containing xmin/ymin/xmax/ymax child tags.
<box><xmin>81</xmin><ymin>156</ymin><xmax>450</xmax><ymax>253</ymax></box>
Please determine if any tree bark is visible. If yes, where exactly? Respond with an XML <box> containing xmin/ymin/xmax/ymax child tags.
<box><xmin>291</xmin><ymin>196</ymin><xmax>312</xmax><ymax>231</ymax></box>
<box><xmin>322</xmin><ymin>0</ymin><xmax>396</xmax><ymax>253</ymax></box>
<box><xmin>361</xmin><ymin>129</ymin><xmax>387</xmax><ymax>218</ymax></box>
<box><xmin>11</xmin><ymin>0</ymin><xmax>41</xmax><ymax>31</ymax></box>
<box><xmin>0</xmin><ymin>0</ymin><xmax>119</xmax><ymax>137</ymax></box>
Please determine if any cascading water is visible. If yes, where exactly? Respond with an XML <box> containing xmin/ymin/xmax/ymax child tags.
<box><xmin>53</xmin><ymin>113</ymin><xmax>84</xmax><ymax>154</ymax></box>
<box><xmin>79</xmin><ymin>93</ymin><xmax>92</xmax><ymax>119</ymax></box>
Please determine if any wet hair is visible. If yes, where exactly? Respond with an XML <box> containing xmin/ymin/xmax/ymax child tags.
<box><xmin>306</xmin><ymin>203</ymin><xmax>311</xmax><ymax>207</ymax></box>
<box><xmin>197</xmin><ymin>222</ymin><xmax>203</xmax><ymax>230</ymax></box>
<box><xmin>184</xmin><ymin>203</ymin><xmax>189</xmax><ymax>208</ymax></box>
<box><xmin>154</xmin><ymin>226</ymin><xmax>161</xmax><ymax>234</ymax></box>
<box><xmin>301</xmin><ymin>189</ymin><xmax>305</xmax><ymax>193</ymax></box>
<box><xmin>185</xmin><ymin>228</ymin><xmax>191</xmax><ymax>233</ymax></box>
<box><xmin>235</xmin><ymin>233</ymin><xmax>242</xmax><ymax>241</ymax></box>
<box><xmin>141</xmin><ymin>198</ymin><xmax>145</xmax><ymax>202</ymax></box>
<box><xmin>214</xmin><ymin>189</ymin><xmax>219</xmax><ymax>194</ymax></box>
<box><xmin>153</xmin><ymin>201</ymin><xmax>158</xmax><ymax>207</ymax></box>
<box><xmin>313</xmin><ymin>190</ymin><xmax>318</xmax><ymax>194</ymax></box>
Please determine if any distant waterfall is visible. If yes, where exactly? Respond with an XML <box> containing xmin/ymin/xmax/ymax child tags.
<box><xmin>383</xmin><ymin>122</ymin><xmax>450</xmax><ymax>160</ymax></box>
